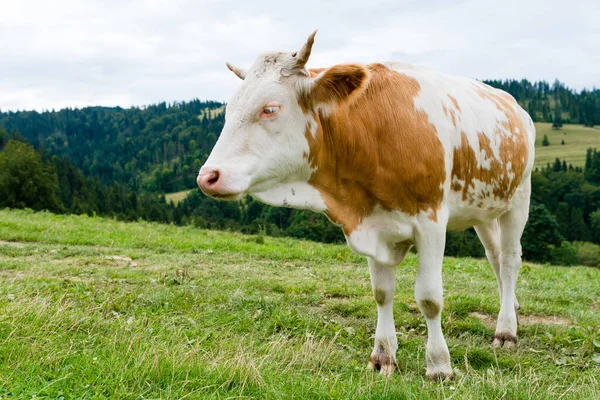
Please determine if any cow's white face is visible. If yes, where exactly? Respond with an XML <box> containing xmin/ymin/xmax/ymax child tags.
<box><xmin>197</xmin><ymin>31</ymin><xmax>370</xmax><ymax>201</ymax></box>
<box><xmin>197</xmin><ymin>52</ymin><xmax>312</xmax><ymax>200</ymax></box>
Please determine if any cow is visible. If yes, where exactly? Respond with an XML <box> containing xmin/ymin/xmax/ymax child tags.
<box><xmin>197</xmin><ymin>31</ymin><xmax>535</xmax><ymax>380</ymax></box>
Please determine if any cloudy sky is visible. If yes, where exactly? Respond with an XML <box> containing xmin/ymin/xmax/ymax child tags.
<box><xmin>1</xmin><ymin>0</ymin><xmax>598</xmax><ymax>111</ymax></box>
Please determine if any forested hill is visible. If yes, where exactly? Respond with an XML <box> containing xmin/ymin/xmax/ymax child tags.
<box><xmin>483</xmin><ymin>79</ymin><xmax>600</xmax><ymax>126</ymax></box>
<box><xmin>0</xmin><ymin>79</ymin><xmax>599</xmax><ymax>195</ymax></box>
<box><xmin>0</xmin><ymin>100</ymin><xmax>225</xmax><ymax>193</ymax></box>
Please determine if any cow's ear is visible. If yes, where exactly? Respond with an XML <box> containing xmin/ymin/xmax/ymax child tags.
<box><xmin>307</xmin><ymin>64</ymin><xmax>369</xmax><ymax>112</ymax></box>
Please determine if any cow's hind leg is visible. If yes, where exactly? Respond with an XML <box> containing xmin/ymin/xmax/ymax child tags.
<box><xmin>367</xmin><ymin>257</ymin><xmax>398</xmax><ymax>375</ymax></box>
<box><xmin>474</xmin><ymin>220</ymin><xmax>520</xmax><ymax>314</ymax></box>
<box><xmin>494</xmin><ymin>180</ymin><xmax>531</xmax><ymax>348</ymax></box>
<box><xmin>414</xmin><ymin>221</ymin><xmax>453</xmax><ymax>380</ymax></box>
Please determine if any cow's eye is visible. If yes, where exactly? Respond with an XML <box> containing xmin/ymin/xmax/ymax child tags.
<box><xmin>260</xmin><ymin>104</ymin><xmax>281</xmax><ymax>118</ymax></box>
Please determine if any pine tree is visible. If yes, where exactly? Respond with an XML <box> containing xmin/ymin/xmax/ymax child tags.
<box><xmin>552</xmin><ymin>109</ymin><xmax>563</xmax><ymax>129</ymax></box>
<box><xmin>554</xmin><ymin>202</ymin><xmax>570</xmax><ymax>239</ymax></box>
<box><xmin>553</xmin><ymin>158</ymin><xmax>562</xmax><ymax>172</ymax></box>
<box><xmin>568</xmin><ymin>208</ymin><xmax>590</xmax><ymax>242</ymax></box>
<box><xmin>585</xmin><ymin>148</ymin><xmax>593</xmax><ymax>178</ymax></box>
<box><xmin>0</xmin><ymin>140</ymin><xmax>61</xmax><ymax>212</ymax></box>
<box><xmin>585</xmin><ymin>149</ymin><xmax>600</xmax><ymax>184</ymax></box>
<box><xmin>542</xmin><ymin>134</ymin><xmax>550</xmax><ymax>146</ymax></box>
<box><xmin>542</xmin><ymin>103</ymin><xmax>550</xmax><ymax>122</ymax></box>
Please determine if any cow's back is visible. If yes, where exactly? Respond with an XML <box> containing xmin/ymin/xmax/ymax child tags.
<box><xmin>306</xmin><ymin>62</ymin><xmax>534</xmax><ymax>232</ymax></box>
<box><xmin>385</xmin><ymin>63</ymin><xmax>535</xmax><ymax>227</ymax></box>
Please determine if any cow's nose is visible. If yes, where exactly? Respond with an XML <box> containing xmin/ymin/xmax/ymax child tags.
<box><xmin>197</xmin><ymin>168</ymin><xmax>221</xmax><ymax>195</ymax></box>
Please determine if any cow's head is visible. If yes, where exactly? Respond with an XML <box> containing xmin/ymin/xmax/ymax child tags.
<box><xmin>197</xmin><ymin>31</ymin><xmax>369</xmax><ymax>200</ymax></box>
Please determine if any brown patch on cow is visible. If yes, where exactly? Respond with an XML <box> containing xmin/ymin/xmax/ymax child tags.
<box><xmin>451</xmin><ymin>83</ymin><xmax>529</xmax><ymax>204</ymax></box>
<box><xmin>450</xmin><ymin>111</ymin><xmax>457</xmax><ymax>127</ymax></box>
<box><xmin>419</xmin><ymin>298</ymin><xmax>441</xmax><ymax>318</ymax></box>
<box><xmin>448</xmin><ymin>94</ymin><xmax>461</xmax><ymax>112</ymax></box>
<box><xmin>445</xmin><ymin>95</ymin><xmax>461</xmax><ymax>127</ymax></box>
<box><xmin>373</xmin><ymin>288</ymin><xmax>388</xmax><ymax>305</ymax></box>
<box><xmin>451</xmin><ymin>179</ymin><xmax>463</xmax><ymax>192</ymax></box>
<box><xmin>303</xmin><ymin>64</ymin><xmax>446</xmax><ymax>234</ymax></box>
<box><xmin>443</xmin><ymin>103</ymin><xmax>459</xmax><ymax>127</ymax></box>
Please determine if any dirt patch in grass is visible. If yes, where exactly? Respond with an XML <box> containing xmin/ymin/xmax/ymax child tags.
<box><xmin>469</xmin><ymin>312</ymin><xmax>571</xmax><ymax>327</ymax></box>
<box><xmin>0</xmin><ymin>240</ymin><xmax>24</xmax><ymax>247</ymax></box>
<box><xmin>469</xmin><ymin>312</ymin><xmax>495</xmax><ymax>328</ymax></box>
<box><xmin>521</xmin><ymin>315</ymin><xmax>571</xmax><ymax>326</ymax></box>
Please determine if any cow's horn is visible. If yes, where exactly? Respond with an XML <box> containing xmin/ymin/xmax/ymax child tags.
<box><xmin>294</xmin><ymin>30</ymin><xmax>318</xmax><ymax>69</ymax></box>
<box><xmin>226</xmin><ymin>62</ymin><xmax>247</xmax><ymax>80</ymax></box>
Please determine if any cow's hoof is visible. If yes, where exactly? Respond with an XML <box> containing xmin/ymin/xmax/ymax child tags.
<box><xmin>426</xmin><ymin>369</ymin><xmax>454</xmax><ymax>381</ymax></box>
<box><xmin>492</xmin><ymin>332</ymin><xmax>518</xmax><ymax>348</ymax></box>
<box><xmin>368</xmin><ymin>353</ymin><xmax>397</xmax><ymax>376</ymax></box>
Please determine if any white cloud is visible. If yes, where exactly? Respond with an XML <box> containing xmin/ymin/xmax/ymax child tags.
<box><xmin>0</xmin><ymin>0</ymin><xmax>598</xmax><ymax>111</ymax></box>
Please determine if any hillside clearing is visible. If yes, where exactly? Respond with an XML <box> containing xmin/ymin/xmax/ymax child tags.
<box><xmin>198</xmin><ymin>105</ymin><xmax>225</xmax><ymax>120</ymax></box>
<box><xmin>534</xmin><ymin>123</ymin><xmax>600</xmax><ymax>168</ymax></box>
<box><xmin>0</xmin><ymin>209</ymin><xmax>598</xmax><ymax>399</ymax></box>
<box><xmin>165</xmin><ymin>189</ymin><xmax>194</xmax><ymax>204</ymax></box>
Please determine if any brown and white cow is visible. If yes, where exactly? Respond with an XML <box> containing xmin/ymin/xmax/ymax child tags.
<box><xmin>197</xmin><ymin>31</ymin><xmax>535</xmax><ymax>379</ymax></box>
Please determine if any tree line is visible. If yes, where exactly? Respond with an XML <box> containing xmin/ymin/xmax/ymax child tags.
<box><xmin>3</xmin><ymin>127</ymin><xmax>600</xmax><ymax>267</ymax></box>
<box><xmin>1</xmin><ymin>79</ymin><xmax>597</xmax><ymax>198</ymax></box>
<box><xmin>0</xmin><ymin>100</ymin><xmax>224</xmax><ymax>194</ymax></box>
<box><xmin>482</xmin><ymin>79</ymin><xmax>600</xmax><ymax>127</ymax></box>
<box><xmin>1</xmin><ymin>79</ymin><xmax>600</xmax><ymax>268</ymax></box>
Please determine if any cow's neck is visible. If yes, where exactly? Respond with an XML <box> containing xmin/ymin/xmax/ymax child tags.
<box><xmin>306</xmin><ymin>110</ymin><xmax>379</xmax><ymax>235</ymax></box>
<box><xmin>304</xmin><ymin>65</ymin><xmax>446</xmax><ymax>235</ymax></box>
<box><xmin>250</xmin><ymin>180</ymin><xmax>327</xmax><ymax>213</ymax></box>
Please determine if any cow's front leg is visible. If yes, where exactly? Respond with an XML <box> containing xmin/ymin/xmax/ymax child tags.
<box><xmin>415</xmin><ymin>226</ymin><xmax>453</xmax><ymax>380</ymax></box>
<box><xmin>367</xmin><ymin>257</ymin><xmax>398</xmax><ymax>375</ymax></box>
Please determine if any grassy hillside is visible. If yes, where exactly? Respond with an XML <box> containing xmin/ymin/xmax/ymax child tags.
<box><xmin>0</xmin><ymin>209</ymin><xmax>598</xmax><ymax>399</ymax></box>
<box><xmin>165</xmin><ymin>189</ymin><xmax>194</xmax><ymax>205</ymax></box>
<box><xmin>534</xmin><ymin>123</ymin><xmax>600</xmax><ymax>168</ymax></box>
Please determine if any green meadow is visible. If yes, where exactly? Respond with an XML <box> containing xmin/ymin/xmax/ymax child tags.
<box><xmin>534</xmin><ymin>123</ymin><xmax>600</xmax><ymax>168</ymax></box>
<box><xmin>0</xmin><ymin>209</ymin><xmax>598</xmax><ymax>398</ymax></box>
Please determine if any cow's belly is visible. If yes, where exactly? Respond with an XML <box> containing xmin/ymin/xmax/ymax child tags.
<box><xmin>446</xmin><ymin>190</ymin><xmax>512</xmax><ymax>231</ymax></box>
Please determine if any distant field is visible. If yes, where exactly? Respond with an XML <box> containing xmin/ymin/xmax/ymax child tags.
<box><xmin>0</xmin><ymin>209</ymin><xmax>599</xmax><ymax>398</ymax></box>
<box><xmin>165</xmin><ymin>189</ymin><xmax>194</xmax><ymax>204</ymax></box>
<box><xmin>198</xmin><ymin>105</ymin><xmax>225</xmax><ymax>120</ymax></box>
<box><xmin>534</xmin><ymin>123</ymin><xmax>600</xmax><ymax>168</ymax></box>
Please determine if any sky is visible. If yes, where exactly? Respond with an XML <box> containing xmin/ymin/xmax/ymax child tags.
<box><xmin>1</xmin><ymin>0</ymin><xmax>598</xmax><ymax>111</ymax></box>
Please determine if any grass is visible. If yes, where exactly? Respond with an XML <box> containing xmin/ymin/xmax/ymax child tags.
<box><xmin>165</xmin><ymin>189</ymin><xmax>195</xmax><ymax>205</ymax></box>
<box><xmin>534</xmin><ymin>123</ymin><xmax>600</xmax><ymax>168</ymax></box>
<box><xmin>0</xmin><ymin>208</ymin><xmax>598</xmax><ymax>399</ymax></box>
